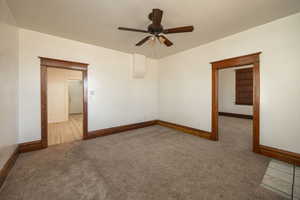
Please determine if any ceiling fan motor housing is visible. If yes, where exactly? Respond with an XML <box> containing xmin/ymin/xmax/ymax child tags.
<box><xmin>148</xmin><ymin>24</ymin><xmax>163</xmax><ymax>35</ymax></box>
<box><xmin>148</xmin><ymin>9</ymin><xmax>164</xmax><ymax>35</ymax></box>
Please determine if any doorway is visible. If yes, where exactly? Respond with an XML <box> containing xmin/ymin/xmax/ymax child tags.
<box><xmin>210</xmin><ymin>52</ymin><xmax>261</xmax><ymax>153</ymax></box>
<box><xmin>218</xmin><ymin>65</ymin><xmax>254</xmax><ymax>151</ymax></box>
<box><xmin>40</xmin><ymin>57</ymin><xmax>88</xmax><ymax>148</ymax></box>
<box><xmin>47</xmin><ymin>69</ymin><xmax>83</xmax><ymax>145</ymax></box>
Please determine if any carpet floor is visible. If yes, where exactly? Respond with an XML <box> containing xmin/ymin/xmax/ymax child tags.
<box><xmin>0</xmin><ymin>117</ymin><xmax>287</xmax><ymax>200</ymax></box>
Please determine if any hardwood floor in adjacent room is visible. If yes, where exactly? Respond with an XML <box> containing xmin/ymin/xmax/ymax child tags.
<box><xmin>48</xmin><ymin>114</ymin><xmax>83</xmax><ymax>146</ymax></box>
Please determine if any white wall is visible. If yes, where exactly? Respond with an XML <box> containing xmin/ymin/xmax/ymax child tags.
<box><xmin>218</xmin><ymin>66</ymin><xmax>253</xmax><ymax>115</ymax></box>
<box><xmin>19</xmin><ymin>29</ymin><xmax>159</xmax><ymax>143</ymax></box>
<box><xmin>0</xmin><ymin>0</ymin><xmax>19</xmax><ymax>169</ymax></box>
<box><xmin>68</xmin><ymin>80</ymin><xmax>83</xmax><ymax>114</ymax></box>
<box><xmin>158</xmin><ymin>13</ymin><xmax>300</xmax><ymax>153</ymax></box>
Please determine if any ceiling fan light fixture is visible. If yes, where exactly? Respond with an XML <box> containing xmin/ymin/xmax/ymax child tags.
<box><xmin>158</xmin><ymin>36</ymin><xmax>165</xmax><ymax>44</ymax></box>
<box><xmin>148</xmin><ymin>36</ymin><xmax>156</xmax><ymax>46</ymax></box>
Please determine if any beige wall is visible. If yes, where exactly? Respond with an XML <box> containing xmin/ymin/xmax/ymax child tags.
<box><xmin>47</xmin><ymin>68</ymin><xmax>82</xmax><ymax>123</ymax></box>
<box><xmin>218</xmin><ymin>66</ymin><xmax>253</xmax><ymax>115</ymax></box>
<box><xmin>158</xmin><ymin>13</ymin><xmax>300</xmax><ymax>153</ymax></box>
<box><xmin>68</xmin><ymin>70</ymin><xmax>82</xmax><ymax>80</ymax></box>
<box><xmin>0</xmin><ymin>0</ymin><xmax>19</xmax><ymax>169</ymax></box>
<box><xmin>47</xmin><ymin>68</ymin><xmax>68</xmax><ymax>123</ymax></box>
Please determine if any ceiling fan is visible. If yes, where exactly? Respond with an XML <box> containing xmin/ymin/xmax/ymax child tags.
<box><xmin>118</xmin><ymin>8</ymin><xmax>194</xmax><ymax>47</ymax></box>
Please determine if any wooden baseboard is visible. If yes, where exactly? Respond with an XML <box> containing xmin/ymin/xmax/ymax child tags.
<box><xmin>259</xmin><ymin>145</ymin><xmax>300</xmax><ymax>166</ymax></box>
<box><xmin>219</xmin><ymin>112</ymin><xmax>253</xmax><ymax>119</ymax></box>
<box><xmin>19</xmin><ymin>140</ymin><xmax>44</xmax><ymax>153</ymax></box>
<box><xmin>15</xmin><ymin>122</ymin><xmax>300</xmax><ymax>167</ymax></box>
<box><xmin>0</xmin><ymin>146</ymin><xmax>19</xmax><ymax>189</ymax></box>
<box><xmin>157</xmin><ymin>120</ymin><xmax>212</xmax><ymax>140</ymax></box>
<box><xmin>85</xmin><ymin>120</ymin><xmax>158</xmax><ymax>139</ymax></box>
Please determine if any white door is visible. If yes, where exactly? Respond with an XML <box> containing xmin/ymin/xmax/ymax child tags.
<box><xmin>68</xmin><ymin>80</ymin><xmax>83</xmax><ymax>114</ymax></box>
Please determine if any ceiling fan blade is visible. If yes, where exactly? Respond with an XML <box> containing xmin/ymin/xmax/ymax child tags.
<box><xmin>158</xmin><ymin>35</ymin><xmax>173</xmax><ymax>47</ymax></box>
<box><xmin>118</xmin><ymin>27</ymin><xmax>148</xmax><ymax>33</ymax></box>
<box><xmin>163</xmin><ymin>26</ymin><xmax>194</xmax><ymax>34</ymax></box>
<box><xmin>152</xmin><ymin>9</ymin><xmax>163</xmax><ymax>26</ymax></box>
<box><xmin>136</xmin><ymin>36</ymin><xmax>152</xmax><ymax>46</ymax></box>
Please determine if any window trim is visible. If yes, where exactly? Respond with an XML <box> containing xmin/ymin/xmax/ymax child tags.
<box><xmin>235</xmin><ymin>67</ymin><xmax>253</xmax><ymax>106</ymax></box>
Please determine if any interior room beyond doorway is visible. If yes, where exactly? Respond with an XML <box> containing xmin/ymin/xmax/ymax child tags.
<box><xmin>47</xmin><ymin>68</ymin><xmax>83</xmax><ymax>146</ymax></box>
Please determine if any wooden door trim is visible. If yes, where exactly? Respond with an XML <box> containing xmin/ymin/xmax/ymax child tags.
<box><xmin>40</xmin><ymin>57</ymin><xmax>89</xmax><ymax>148</ymax></box>
<box><xmin>211</xmin><ymin>52</ymin><xmax>261</xmax><ymax>153</ymax></box>
<box><xmin>39</xmin><ymin>57</ymin><xmax>88</xmax><ymax>70</ymax></box>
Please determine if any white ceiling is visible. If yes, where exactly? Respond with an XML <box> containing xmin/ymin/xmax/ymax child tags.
<box><xmin>7</xmin><ymin>0</ymin><xmax>300</xmax><ymax>58</ymax></box>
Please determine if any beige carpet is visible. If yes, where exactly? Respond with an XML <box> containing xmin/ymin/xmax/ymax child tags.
<box><xmin>0</xmin><ymin>116</ymin><xmax>287</xmax><ymax>200</ymax></box>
